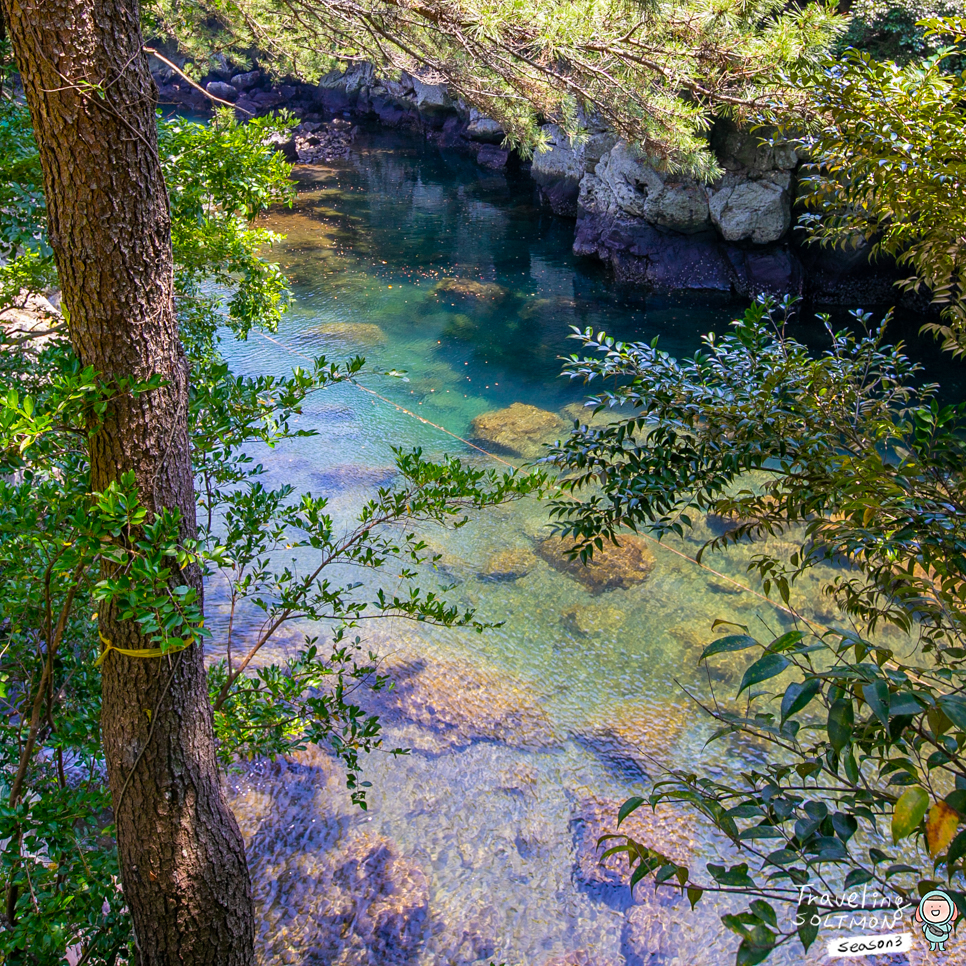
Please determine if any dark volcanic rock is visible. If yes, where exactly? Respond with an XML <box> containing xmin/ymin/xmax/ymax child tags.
<box><xmin>726</xmin><ymin>246</ymin><xmax>805</xmax><ymax>299</ymax></box>
<box><xmin>575</xmin><ymin>212</ymin><xmax>806</xmax><ymax>298</ymax></box>
<box><xmin>206</xmin><ymin>80</ymin><xmax>237</xmax><ymax>101</ymax></box>
<box><xmin>477</xmin><ymin>144</ymin><xmax>509</xmax><ymax>170</ymax></box>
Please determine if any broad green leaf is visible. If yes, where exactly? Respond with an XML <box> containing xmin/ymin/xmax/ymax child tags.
<box><xmin>766</xmin><ymin>631</ymin><xmax>805</xmax><ymax>653</ymax></box>
<box><xmin>939</xmin><ymin>695</ymin><xmax>966</xmax><ymax>732</ymax></box>
<box><xmin>700</xmin><ymin>634</ymin><xmax>759</xmax><ymax>662</ymax></box>
<box><xmin>862</xmin><ymin>680</ymin><xmax>890</xmax><ymax>728</ymax></box>
<box><xmin>736</xmin><ymin>935</ymin><xmax>774</xmax><ymax>966</ymax></box>
<box><xmin>892</xmin><ymin>786</ymin><xmax>929</xmax><ymax>844</ymax></box>
<box><xmin>890</xmin><ymin>692</ymin><xmax>924</xmax><ymax>717</ymax></box>
<box><xmin>749</xmin><ymin>899</ymin><xmax>777</xmax><ymax>929</ymax></box>
<box><xmin>738</xmin><ymin>654</ymin><xmax>790</xmax><ymax>696</ymax></box>
<box><xmin>946</xmin><ymin>829</ymin><xmax>966</xmax><ymax>875</ymax></box>
<box><xmin>797</xmin><ymin>901</ymin><xmax>819</xmax><ymax>952</ymax></box>
<box><xmin>827</xmin><ymin>698</ymin><xmax>854</xmax><ymax>754</ymax></box>
<box><xmin>618</xmin><ymin>796</ymin><xmax>646</xmax><ymax>826</ymax></box>
<box><xmin>780</xmin><ymin>678</ymin><xmax>820</xmax><ymax>723</ymax></box>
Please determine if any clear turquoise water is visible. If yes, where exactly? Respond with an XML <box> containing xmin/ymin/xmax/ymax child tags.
<box><xmin>213</xmin><ymin>129</ymin><xmax>924</xmax><ymax>966</ymax></box>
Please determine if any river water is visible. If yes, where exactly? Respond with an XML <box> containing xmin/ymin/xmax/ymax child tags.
<box><xmin>212</xmin><ymin>128</ymin><xmax>933</xmax><ymax>966</ymax></box>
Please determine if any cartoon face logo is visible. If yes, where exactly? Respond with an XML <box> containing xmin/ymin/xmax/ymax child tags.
<box><xmin>915</xmin><ymin>889</ymin><xmax>959</xmax><ymax>951</ymax></box>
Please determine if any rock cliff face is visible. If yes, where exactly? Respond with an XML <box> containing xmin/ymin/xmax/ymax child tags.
<box><xmin>150</xmin><ymin>52</ymin><xmax>900</xmax><ymax>304</ymax></box>
<box><xmin>535</xmin><ymin>120</ymin><xmax>803</xmax><ymax>297</ymax></box>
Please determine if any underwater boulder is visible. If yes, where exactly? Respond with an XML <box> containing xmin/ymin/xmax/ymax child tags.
<box><xmin>434</xmin><ymin>277</ymin><xmax>508</xmax><ymax>301</ymax></box>
<box><xmin>535</xmin><ymin>534</ymin><xmax>655</xmax><ymax>594</ymax></box>
<box><xmin>570</xmin><ymin>794</ymin><xmax>696</xmax><ymax>889</ymax></box>
<box><xmin>310</xmin><ymin>464</ymin><xmax>396</xmax><ymax>492</ymax></box>
<box><xmin>572</xmin><ymin>699</ymin><xmax>689</xmax><ymax>780</ymax></box>
<box><xmin>262</xmin><ymin>831</ymin><xmax>431</xmax><ymax>965</ymax></box>
<box><xmin>559</xmin><ymin>602</ymin><xmax>625</xmax><ymax>638</ymax></box>
<box><xmin>470</xmin><ymin>402</ymin><xmax>566</xmax><ymax>459</ymax></box>
<box><xmin>370</xmin><ymin>654</ymin><xmax>557</xmax><ymax>750</ymax></box>
<box><xmin>478</xmin><ymin>547</ymin><xmax>537</xmax><ymax>582</ymax></box>
<box><xmin>307</xmin><ymin>321</ymin><xmax>387</xmax><ymax>344</ymax></box>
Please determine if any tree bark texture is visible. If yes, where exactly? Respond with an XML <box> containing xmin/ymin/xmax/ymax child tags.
<box><xmin>0</xmin><ymin>1</ymin><xmax>254</xmax><ymax>962</ymax></box>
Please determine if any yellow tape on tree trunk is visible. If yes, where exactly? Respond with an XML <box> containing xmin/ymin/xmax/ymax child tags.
<box><xmin>93</xmin><ymin>630</ymin><xmax>195</xmax><ymax>666</ymax></box>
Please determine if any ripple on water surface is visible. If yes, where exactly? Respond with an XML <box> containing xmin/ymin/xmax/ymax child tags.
<box><xmin>215</xmin><ymin>129</ymin><xmax>926</xmax><ymax>966</ymax></box>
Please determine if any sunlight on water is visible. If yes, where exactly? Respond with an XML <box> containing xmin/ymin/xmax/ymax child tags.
<box><xmin>212</xmin><ymin>128</ymin><xmax>922</xmax><ymax>966</ymax></box>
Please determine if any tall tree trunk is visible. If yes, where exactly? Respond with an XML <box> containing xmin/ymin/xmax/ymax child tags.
<box><xmin>0</xmin><ymin>1</ymin><xmax>255</xmax><ymax>962</ymax></box>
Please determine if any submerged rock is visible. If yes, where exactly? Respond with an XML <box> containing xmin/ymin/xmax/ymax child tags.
<box><xmin>542</xmin><ymin>952</ymin><xmax>619</xmax><ymax>966</ymax></box>
<box><xmin>371</xmin><ymin>654</ymin><xmax>557</xmax><ymax>749</ymax></box>
<box><xmin>434</xmin><ymin>277</ymin><xmax>508</xmax><ymax>301</ymax></box>
<box><xmin>573</xmin><ymin>699</ymin><xmax>690</xmax><ymax>779</ymax></box>
<box><xmin>307</xmin><ymin>321</ymin><xmax>386</xmax><ymax>344</ymax></box>
<box><xmin>294</xmin><ymin>123</ymin><xmax>354</xmax><ymax>164</ymax></box>
<box><xmin>261</xmin><ymin>831</ymin><xmax>431</xmax><ymax>966</ymax></box>
<box><xmin>571</xmin><ymin>794</ymin><xmax>696</xmax><ymax>889</ymax></box>
<box><xmin>469</xmin><ymin>402</ymin><xmax>566</xmax><ymax>459</ymax></box>
<box><xmin>560</xmin><ymin>602</ymin><xmax>625</xmax><ymax>638</ymax></box>
<box><xmin>535</xmin><ymin>534</ymin><xmax>655</xmax><ymax>594</ymax></box>
<box><xmin>623</xmin><ymin>899</ymin><xmax>735</xmax><ymax>966</ymax></box>
<box><xmin>477</xmin><ymin>547</ymin><xmax>537</xmax><ymax>582</ymax></box>
<box><xmin>310</xmin><ymin>464</ymin><xmax>396</xmax><ymax>492</ymax></box>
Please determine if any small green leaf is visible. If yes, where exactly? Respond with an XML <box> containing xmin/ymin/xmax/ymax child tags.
<box><xmin>827</xmin><ymin>698</ymin><xmax>854</xmax><ymax>754</ymax></box>
<box><xmin>844</xmin><ymin>868</ymin><xmax>873</xmax><ymax>889</ymax></box>
<box><xmin>797</xmin><ymin>902</ymin><xmax>819</xmax><ymax>952</ymax></box>
<box><xmin>738</xmin><ymin>654</ymin><xmax>790</xmax><ymax>696</ymax></box>
<box><xmin>892</xmin><ymin>786</ymin><xmax>930</xmax><ymax>844</ymax></box>
<box><xmin>687</xmin><ymin>886</ymin><xmax>703</xmax><ymax>909</ymax></box>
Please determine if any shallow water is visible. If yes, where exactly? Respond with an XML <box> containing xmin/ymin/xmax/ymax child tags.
<box><xmin>212</xmin><ymin>128</ymin><xmax>942</xmax><ymax>966</ymax></box>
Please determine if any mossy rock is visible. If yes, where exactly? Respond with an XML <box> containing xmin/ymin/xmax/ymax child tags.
<box><xmin>434</xmin><ymin>276</ymin><xmax>508</xmax><ymax>301</ymax></box>
<box><xmin>307</xmin><ymin>321</ymin><xmax>386</xmax><ymax>344</ymax></box>
<box><xmin>470</xmin><ymin>402</ymin><xmax>566</xmax><ymax>459</ymax></box>
<box><xmin>477</xmin><ymin>547</ymin><xmax>537</xmax><ymax>582</ymax></box>
<box><xmin>535</xmin><ymin>534</ymin><xmax>655</xmax><ymax>594</ymax></box>
<box><xmin>440</xmin><ymin>312</ymin><xmax>479</xmax><ymax>340</ymax></box>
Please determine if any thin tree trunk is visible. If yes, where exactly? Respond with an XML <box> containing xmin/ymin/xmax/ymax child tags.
<box><xmin>0</xmin><ymin>1</ymin><xmax>254</xmax><ymax>962</ymax></box>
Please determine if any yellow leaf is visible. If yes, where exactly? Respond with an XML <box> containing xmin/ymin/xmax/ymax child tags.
<box><xmin>927</xmin><ymin>801</ymin><xmax>960</xmax><ymax>857</ymax></box>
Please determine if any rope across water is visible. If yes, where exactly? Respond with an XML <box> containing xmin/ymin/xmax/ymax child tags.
<box><xmin>255</xmin><ymin>329</ymin><xmax>807</xmax><ymax>620</ymax></box>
